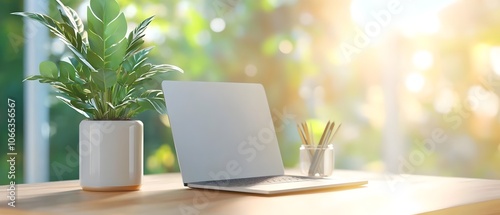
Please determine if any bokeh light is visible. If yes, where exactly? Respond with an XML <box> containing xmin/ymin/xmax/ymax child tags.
<box><xmin>405</xmin><ymin>72</ymin><xmax>425</xmax><ymax>93</ymax></box>
<box><xmin>434</xmin><ymin>88</ymin><xmax>457</xmax><ymax>114</ymax></box>
<box><xmin>210</xmin><ymin>18</ymin><xmax>226</xmax><ymax>32</ymax></box>
<box><xmin>245</xmin><ymin>64</ymin><xmax>257</xmax><ymax>77</ymax></box>
<box><xmin>490</xmin><ymin>47</ymin><xmax>500</xmax><ymax>76</ymax></box>
<box><xmin>279</xmin><ymin>39</ymin><xmax>294</xmax><ymax>54</ymax></box>
<box><xmin>412</xmin><ymin>50</ymin><xmax>434</xmax><ymax>70</ymax></box>
<box><xmin>3</xmin><ymin>0</ymin><xmax>500</xmax><ymax>185</ymax></box>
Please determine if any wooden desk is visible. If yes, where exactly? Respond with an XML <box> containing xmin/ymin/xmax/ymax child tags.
<box><xmin>1</xmin><ymin>170</ymin><xmax>500</xmax><ymax>215</ymax></box>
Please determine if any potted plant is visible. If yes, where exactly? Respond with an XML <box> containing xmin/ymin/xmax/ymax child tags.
<box><xmin>13</xmin><ymin>0</ymin><xmax>183</xmax><ymax>191</ymax></box>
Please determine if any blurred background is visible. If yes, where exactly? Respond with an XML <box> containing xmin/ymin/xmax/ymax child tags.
<box><xmin>1</xmin><ymin>0</ymin><xmax>500</xmax><ymax>185</ymax></box>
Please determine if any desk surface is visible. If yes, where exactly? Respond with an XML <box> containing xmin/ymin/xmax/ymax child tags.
<box><xmin>1</xmin><ymin>170</ymin><xmax>500</xmax><ymax>215</ymax></box>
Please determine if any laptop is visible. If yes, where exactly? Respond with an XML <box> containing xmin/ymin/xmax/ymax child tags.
<box><xmin>162</xmin><ymin>81</ymin><xmax>367</xmax><ymax>194</ymax></box>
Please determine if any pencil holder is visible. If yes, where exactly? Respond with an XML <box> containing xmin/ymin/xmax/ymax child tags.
<box><xmin>300</xmin><ymin>144</ymin><xmax>334</xmax><ymax>177</ymax></box>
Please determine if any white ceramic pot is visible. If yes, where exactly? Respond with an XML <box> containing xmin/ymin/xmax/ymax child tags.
<box><xmin>79</xmin><ymin>120</ymin><xmax>143</xmax><ymax>191</ymax></box>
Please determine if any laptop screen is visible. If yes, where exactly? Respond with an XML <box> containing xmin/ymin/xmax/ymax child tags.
<box><xmin>162</xmin><ymin>81</ymin><xmax>285</xmax><ymax>183</ymax></box>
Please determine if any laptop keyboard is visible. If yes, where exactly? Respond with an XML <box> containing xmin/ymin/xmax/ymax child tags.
<box><xmin>193</xmin><ymin>175</ymin><xmax>313</xmax><ymax>187</ymax></box>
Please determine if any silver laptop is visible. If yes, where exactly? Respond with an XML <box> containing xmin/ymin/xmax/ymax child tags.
<box><xmin>162</xmin><ymin>81</ymin><xmax>367</xmax><ymax>194</ymax></box>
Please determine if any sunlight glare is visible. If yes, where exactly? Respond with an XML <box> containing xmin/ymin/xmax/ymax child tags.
<box><xmin>399</xmin><ymin>13</ymin><xmax>441</xmax><ymax>36</ymax></box>
<box><xmin>434</xmin><ymin>88</ymin><xmax>457</xmax><ymax>114</ymax></box>
<box><xmin>412</xmin><ymin>50</ymin><xmax>434</xmax><ymax>70</ymax></box>
<box><xmin>124</xmin><ymin>4</ymin><xmax>137</xmax><ymax>18</ymax></box>
<box><xmin>490</xmin><ymin>47</ymin><xmax>500</xmax><ymax>76</ymax></box>
<box><xmin>402</xmin><ymin>96</ymin><xmax>426</xmax><ymax>123</ymax></box>
<box><xmin>405</xmin><ymin>73</ymin><xmax>425</xmax><ymax>93</ymax></box>
<box><xmin>468</xmin><ymin>85</ymin><xmax>499</xmax><ymax>118</ymax></box>
<box><xmin>144</xmin><ymin>26</ymin><xmax>165</xmax><ymax>44</ymax></box>
<box><xmin>361</xmin><ymin>86</ymin><xmax>385</xmax><ymax>128</ymax></box>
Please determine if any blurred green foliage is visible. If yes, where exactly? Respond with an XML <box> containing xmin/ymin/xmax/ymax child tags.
<box><xmin>2</xmin><ymin>0</ymin><xmax>500</xmax><ymax>185</ymax></box>
<box><xmin>0</xmin><ymin>0</ymin><xmax>25</xmax><ymax>185</ymax></box>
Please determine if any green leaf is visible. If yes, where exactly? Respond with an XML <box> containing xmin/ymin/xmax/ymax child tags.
<box><xmin>150</xmin><ymin>64</ymin><xmax>184</xmax><ymax>73</ymax></box>
<box><xmin>106</xmin><ymin>38</ymin><xmax>128</xmax><ymax>70</ymax></box>
<box><xmin>71</xmin><ymin>99</ymin><xmax>94</xmax><ymax>110</ymax></box>
<box><xmin>87</xmin><ymin>0</ymin><xmax>127</xmax><ymax>70</ymax></box>
<box><xmin>67</xmin><ymin>84</ymin><xmax>90</xmax><ymax>101</ymax></box>
<box><xmin>23</xmin><ymin>75</ymin><xmax>58</xmax><ymax>83</ymax></box>
<box><xmin>12</xmin><ymin>12</ymin><xmax>95</xmax><ymax>71</ymax></box>
<box><xmin>89</xmin><ymin>0</ymin><xmax>120</xmax><ymax>23</ymax></box>
<box><xmin>141</xmin><ymin>89</ymin><xmax>163</xmax><ymax>98</ymax></box>
<box><xmin>120</xmin><ymin>47</ymin><xmax>154</xmax><ymax>86</ymax></box>
<box><xmin>23</xmin><ymin>75</ymin><xmax>43</xmax><ymax>82</ymax></box>
<box><xmin>12</xmin><ymin>12</ymin><xmax>96</xmax><ymax>72</ymax></box>
<box><xmin>67</xmin><ymin>56</ymin><xmax>79</xmax><ymax>68</ymax></box>
<box><xmin>14</xmin><ymin>1</ymin><xmax>183</xmax><ymax>120</ymax></box>
<box><xmin>68</xmin><ymin>8</ymin><xmax>87</xmax><ymax>44</ymax></box>
<box><xmin>137</xmin><ymin>90</ymin><xmax>166</xmax><ymax>114</ymax></box>
<box><xmin>112</xmin><ymin>84</ymin><xmax>127</xmax><ymax>101</ymax></box>
<box><xmin>56</xmin><ymin>0</ymin><xmax>78</xmax><ymax>31</ymax></box>
<box><xmin>87</xmin><ymin>9</ymin><xmax>103</xmax><ymax>37</ymax></box>
<box><xmin>52</xmin><ymin>84</ymin><xmax>73</xmax><ymax>95</ymax></box>
<box><xmin>126</xmin><ymin>16</ymin><xmax>154</xmax><ymax>58</ymax></box>
<box><xmin>123</xmin><ymin>47</ymin><xmax>152</xmax><ymax>73</ymax></box>
<box><xmin>56</xmin><ymin>96</ymin><xmax>91</xmax><ymax>118</ymax></box>
<box><xmin>55</xmin><ymin>1</ymin><xmax>87</xmax><ymax>46</ymax></box>
<box><xmin>105</xmin><ymin>13</ymin><xmax>127</xmax><ymax>39</ymax></box>
<box><xmin>39</xmin><ymin>61</ymin><xmax>58</xmax><ymax>78</ymax></box>
<box><xmin>63</xmin><ymin>58</ymin><xmax>79</xmax><ymax>80</ymax></box>
<box><xmin>59</xmin><ymin>60</ymin><xmax>76</xmax><ymax>81</ymax></box>
<box><xmin>136</xmin><ymin>97</ymin><xmax>166</xmax><ymax>114</ymax></box>
<box><xmin>90</xmin><ymin>69</ymin><xmax>117</xmax><ymax>90</ymax></box>
<box><xmin>130</xmin><ymin>64</ymin><xmax>153</xmax><ymax>85</ymax></box>
<box><xmin>83</xmin><ymin>89</ymin><xmax>91</xmax><ymax>94</ymax></box>
<box><xmin>86</xmin><ymin>49</ymin><xmax>104</xmax><ymax>68</ymax></box>
<box><xmin>106</xmin><ymin>102</ymin><xmax>117</xmax><ymax>110</ymax></box>
<box><xmin>112</xmin><ymin>99</ymin><xmax>134</xmax><ymax>111</ymax></box>
<box><xmin>131</xmin><ymin>64</ymin><xmax>183</xmax><ymax>87</ymax></box>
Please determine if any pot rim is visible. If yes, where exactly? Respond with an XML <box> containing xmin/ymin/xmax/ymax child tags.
<box><xmin>81</xmin><ymin>119</ymin><xmax>142</xmax><ymax>122</ymax></box>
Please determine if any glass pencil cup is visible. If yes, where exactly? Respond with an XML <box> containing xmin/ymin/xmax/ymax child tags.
<box><xmin>300</xmin><ymin>144</ymin><xmax>334</xmax><ymax>177</ymax></box>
